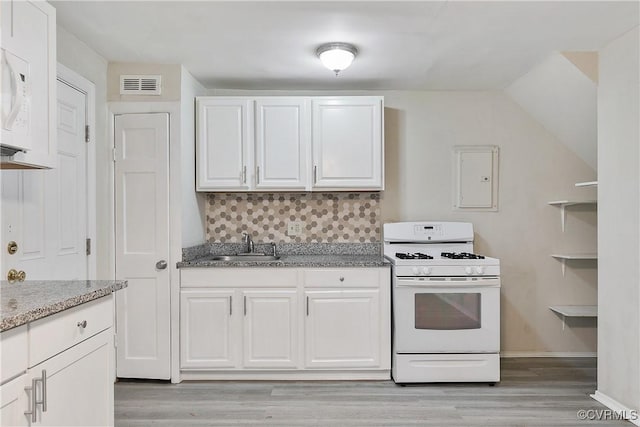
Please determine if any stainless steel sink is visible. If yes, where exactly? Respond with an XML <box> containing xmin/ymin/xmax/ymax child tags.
<box><xmin>205</xmin><ymin>254</ymin><xmax>281</xmax><ymax>262</ymax></box>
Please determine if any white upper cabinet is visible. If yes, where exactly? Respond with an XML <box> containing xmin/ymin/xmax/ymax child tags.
<box><xmin>0</xmin><ymin>1</ymin><xmax>56</xmax><ymax>169</ymax></box>
<box><xmin>196</xmin><ymin>98</ymin><xmax>253</xmax><ymax>190</ymax></box>
<box><xmin>196</xmin><ymin>96</ymin><xmax>384</xmax><ymax>192</ymax></box>
<box><xmin>254</xmin><ymin>98</ymin><xmax>309</xmax><ymax>190</ymax></box>
<box><xmin>312</xmin><ymin>97</ymin><xmax>383</xmax><ymax>190</ymax></box>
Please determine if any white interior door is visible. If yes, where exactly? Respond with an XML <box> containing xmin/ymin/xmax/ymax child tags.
<box><xmin>115</xmin><ymin>113</ymin><xmax>170</xmax><ymax>379</ymax></box>
<box><xmin>0</xmin><ymin>79</ymin><xmax>88</xmax><ymax>280</ymax></box>
<box><xmin>51</xmin><ymin>80</ymin><xmax>88</xmax><ymax>279</ymax></box>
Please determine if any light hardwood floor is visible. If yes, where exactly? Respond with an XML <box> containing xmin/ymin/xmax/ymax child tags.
<box><xmin>115</xmin><ymin>358</ymin><xmax>629</xmax><ymax>426</ymax></box>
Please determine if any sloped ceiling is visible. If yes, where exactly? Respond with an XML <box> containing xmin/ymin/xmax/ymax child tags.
<box><xmin>506</xmin><ymin>53</ymin><xmax>597</xmax><ymax>170</ymax></box>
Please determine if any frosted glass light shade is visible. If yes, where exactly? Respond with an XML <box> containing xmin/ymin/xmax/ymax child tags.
<box><xmin>316</xmin><ymin>43</ymin><xmax>358</xmax><ymax>75</ymax></box>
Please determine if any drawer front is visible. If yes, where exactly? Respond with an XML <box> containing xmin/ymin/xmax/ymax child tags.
<box><xmin>181</xmin><ymin>268</ymin><xmax>297</xmax><ymax>288</ymax></box>
<box><xmin>303</xmin><ymin>269</ymin><xmax>381</xmax><ymax>288</ymax></box>
<box><xmin>28</xmin><ymin>297</ymin><xmax>113</xmax><ymax>367</ymax></box>
<box><xmin>0</xmin><ymin>325</ymin><xmax>28</xmax><ymax>384</ymax></box>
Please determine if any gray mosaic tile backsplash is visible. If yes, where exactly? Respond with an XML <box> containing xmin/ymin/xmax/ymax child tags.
<box><xmin>206</xmin><ymin>193</ymin><xmax>381</xmax><ymax>243</ymax></box>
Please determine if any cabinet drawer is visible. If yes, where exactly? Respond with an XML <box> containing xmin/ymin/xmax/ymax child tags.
<box><xmin>28</xmin><ymin>297</ymin><xmax>112</xmax><ymax>367</ymax></box>
<box><xmin>303</xmin><ymin>269</ymin><xmax>380</xmax><ymax>288</ymax></box>
<box><xmin>0</xmin><ymin>325</ymin><xmax>28</xmax><ymax>384</ymax></box>
<box><xmin>181</xmin><ymin>268</ymin><xmax>297</xmax><ymax>288</ymax></box>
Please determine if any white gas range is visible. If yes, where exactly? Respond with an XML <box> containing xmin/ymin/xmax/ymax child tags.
<box><xmin>383</xmin><ymin>221</ymin><xmax>501</xmax><ymax>384</ymax></box>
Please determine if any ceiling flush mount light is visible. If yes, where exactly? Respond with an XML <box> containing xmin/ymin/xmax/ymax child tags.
<box><xmin>316</xmin><ymin>42</ymin><xmax>358</xmax><ymax>76</ymax></box>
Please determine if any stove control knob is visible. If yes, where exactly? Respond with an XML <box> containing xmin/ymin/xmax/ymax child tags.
<box><xmin>475</xmin><ymin>266</ymin><xmax>484</xmax><ymax>274</ymax></box>
<box><xmin>465</xmin><ymin>267</ymin><xmax>473</xmax><ymax>275</ymax></box>
<box><xmin>422</xmin><ymin>267</ymin><xmax>432</xmax><ymax>275</ymax></box>
<box><xmin>412</xmin><ymin>267</ymin><xmax>420</xmax><ymax>275</ymax></box>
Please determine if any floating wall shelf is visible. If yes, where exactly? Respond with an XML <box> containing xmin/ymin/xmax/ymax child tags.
<box><xmin>548</xmin><ymin>200</ymin><xmax>597</xmax><ymax>232</ymax></box>
<box><xmin>551</xmin><ymin>253</ymin><xmax>598</xmax><ymax>276</ymax></box>
<box><xmin>549</xmin><ymin>305</ymin><xmax>597</xmax><ymax>330</ymax></box>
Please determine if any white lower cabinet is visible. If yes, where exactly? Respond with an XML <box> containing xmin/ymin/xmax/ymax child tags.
<box><xmin>33</xmin><ymin>330</ymin><xmax>113</xmax><ymax>426</ymax></box>
<box><xmin>180</xmin><ymin>290</ymin><xmax>240</xmax><ymax>369</ymax></box>
<box><xmin>179</xmin><ymin>267</ymin><xmax>390</xmax><ymax>379</ymax></box>
<box><xmin>0</xmin><ymin>375</ymin><xmax>29</xmax><ymax>427</ymax></box>
<box><xmin>304</xmin><ymin>289</ymin><xmax>381</xmax><ymax>368</ymax></box>
<box><xmin>0</xmin><ymin>297</ymin><xmax>114</xmax><ymax>426</ymax></box>
<box><xmin>242</xmin><ymin>290</ymin><xmax>298</xmax><ymax>368</ymax></box>
<box><xmin>180</xmin><ymin>289</ymin><xmax>299</xmax><ymax>370</ymax></box>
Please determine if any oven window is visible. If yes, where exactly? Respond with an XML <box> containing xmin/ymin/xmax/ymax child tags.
<box><xmin>415</xmin><ymin>293</ymin><xmax>481</xmax><ymax>330</ymax></box>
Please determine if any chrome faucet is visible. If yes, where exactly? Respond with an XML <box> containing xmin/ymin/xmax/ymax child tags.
<box><xmin>242</xmin><ymin>232</ymin><xmax>254</xmax><ymax>253</ymax></box>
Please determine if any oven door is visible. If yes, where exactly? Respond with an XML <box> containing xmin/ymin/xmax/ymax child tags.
<box><xmin>393</xmin><ymin>277</ymin><xmax>500</xmax><ymax>353</ymax></box>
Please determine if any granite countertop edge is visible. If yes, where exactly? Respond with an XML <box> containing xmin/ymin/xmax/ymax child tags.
<box><xmin>177</xmin><ymin>255</ymin><xmax>389</xmax><ymax>269</ymax></box>
<box><xmin>1</xmin><ymin>280</ymin><xmax>127</xmax><ymax>332</ymax></box>
<box><xmin>178</xmin><ymin>242</ymin><xmax>388</xmax><ymax>268</ymax></box>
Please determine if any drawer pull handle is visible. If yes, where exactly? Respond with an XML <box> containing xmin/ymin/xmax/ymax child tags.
<box><xmin>339</xmin><ymin>277</ymin><xmax>345</xmax><ymax>282</ymax></box>
<box><xmin>40</xmin><ymin>370</ymin><xmax>47</xmax><ymax>412</ymax></box>
<box><xmin>77</xmin><ymin>320</ymin><xmax>88</xmax><ymax>328</ymax></box>
<box><xmin>25</xmin><ymin>378</ymin><xmax>37</xmax><ymax>422</ymax></box>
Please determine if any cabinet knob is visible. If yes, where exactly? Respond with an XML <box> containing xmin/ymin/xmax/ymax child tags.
<box><xmin>77</xmin><ymin>320</ymin><xmax>87</xmax><ymax>328</ymax></box>
<box><xmin>339</xmin><ymin>276</ymin><xmax>345</xmax><ymax>282</ymax></box>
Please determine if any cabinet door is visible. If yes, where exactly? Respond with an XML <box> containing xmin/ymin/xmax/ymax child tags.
<box><xmin>254</xmin><ymin>98</ymin><xmax>309</xmax><ymax>190</ymax></box>
<box><xmin>0</xmin><ymin>375</ymin><xmax>29</xmax><ymax>427</ymax></box>
<box><xmin>180</xmin><ymin>290</ymin><xmax>241</xmax><ymax>369</ymax></box>
<box><xmin>305</xmin><ymin>289</ymin><xmax>381</xmax><ymax>368</ymax></box>
<box><xmin>242</xmin><ymin>290</ymin><xmax>299</xmax><ymax>368</ymax></box>
<box><xmin>196</xmin><ymin>98</ymin><xmax>253</xmax><ymax>190</ymax></box>
<box><xmin>312</xmin><ymin>97</ymin><xmax>383</xmax><ymax>190</ymax></box>
<box><xmin>36</xmin><ymin>330</ymin><xmax>113</xmax><ymax>426</ymax></box>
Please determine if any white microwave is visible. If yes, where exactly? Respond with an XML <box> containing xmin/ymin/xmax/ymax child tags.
<box><xmin>1</xmin><ymin>48</ymin><xmax>31</xmax><ymax>156</ymax></box>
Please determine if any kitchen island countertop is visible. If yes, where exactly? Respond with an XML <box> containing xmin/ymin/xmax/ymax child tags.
<box><xmin>1</xmin><ymin>280</ymin><xmax>127</xmax><ymax>332</ymax></box>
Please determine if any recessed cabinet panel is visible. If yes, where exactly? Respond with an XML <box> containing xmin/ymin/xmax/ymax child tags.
<box><xmin>36</xmin><ymin>333</ymin><xmax>112</xmax><ymax>426</ymax></box>
<box><xmin>180</xmin><ymin>290</ymin><xmax>240</xmax><ymax>369</ymax></box>
<box><xmin>0</xmin><ymin>375</ymin><xmax>29</xmax><ymax>427</ymax></box>
<box><xmin>255</xmin><ymin>99</ymin><xmax>308</xmax><ymax>190</ymax></box>
<box><xmin>243</xmin><ymin>290</ymin><xmax>298</xmax><ymax>368</ymax></box>
<box><xmin>305</xmin><ymin>289</ymin><xmax>380</xmax><ymax>368</ymax></box>
<box><xmin>197</xmin><ymin>99</ymin><xmax>252</xmax><ymax>190</ymax></box>
<box><xmin>312</xmin><ymin>97</ymin><xmax>383</xmax><ymax>190</ymax></box>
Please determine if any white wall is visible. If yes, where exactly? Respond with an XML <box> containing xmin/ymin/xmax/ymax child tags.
<box><xmin>211</xmin><ymin>88</ymin><xmax>598</xmax><ymax>355</ymax></box>
<box><xmin>56</xmin><ymin>26</ymin><xmax>112</xmax><ymax>279</ymax></box>
<box><xmin>107</xmin><ymin>63</ymin><xmax>182</xmax><ymax>102</ymax></box>
<box><xmin>180</xmin><ymin>67</ymin><xmax>207</xmax><ymax>246</ymax></box>
<box><xmin>596</xmin><ymin>26</ymin><xmax>640</xmax><ymax>414</ymax></box>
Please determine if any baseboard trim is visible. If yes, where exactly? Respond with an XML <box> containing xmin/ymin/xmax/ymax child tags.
<box><xmin>501</xmin><ymin>351</ymin><xmax>597</xmax><ymax>358</ymax></box>
<box><xmin>591</xmin><ymin>391</ymin><xmax>640</xmax><ymax>426</ymax></box>
<box><xmin>180</xmin><ymin>370</ymin><xmax>391</xmax><ymax>381</ymax></box>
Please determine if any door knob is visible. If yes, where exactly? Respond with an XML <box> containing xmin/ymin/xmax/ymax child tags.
<box><xmin>156</xmin><ymin>260</ymin><xmax>168</xmax><ymax>270</ymax></box>
<box><xmin>7</xmin><ymin>269</ymin><xmax>26</xmax><ymax>283</ymax></box>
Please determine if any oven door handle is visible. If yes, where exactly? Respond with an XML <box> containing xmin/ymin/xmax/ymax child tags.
<box><xmin>396</xmin><ymin>279</ymin><xmax>500</xmax><ymax>288</ymax></box>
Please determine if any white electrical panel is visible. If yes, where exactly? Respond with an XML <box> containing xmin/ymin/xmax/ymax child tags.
<box><xmin>452</xmin><ymin>145</ymin><xmax>499</xmax><ymax>211</ymax></box>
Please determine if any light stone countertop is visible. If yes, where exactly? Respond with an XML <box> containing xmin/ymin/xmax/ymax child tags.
<box><xmin>177</xmin><ymin>254</ymin><xmax>388</xmax><ymax>268</ymax></box>
<box><xmin>177</xmin><ymin>242</ymin><xmax>388</xmax><ymax>268</ymax></box>
<box><xmin>1</xmin><ymin>280</ymin><xmax>127</xmax><ymax>332</ymax></box>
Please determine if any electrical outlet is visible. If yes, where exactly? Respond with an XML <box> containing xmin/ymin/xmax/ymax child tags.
<box><xmin>287</xmin><ymin>221</ymin><xmax>303</xmax><ymax>236</ymax></box>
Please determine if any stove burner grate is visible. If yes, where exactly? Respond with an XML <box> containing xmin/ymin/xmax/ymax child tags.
<box><xmin>441</xmin><ymin>252</ymin><xmax>485</xmax><ymax>259</ymax></box>
<box><xmin>395</xmin><ymin>252</ymin><xmax>434</xmax><ymax>260</ymax></box>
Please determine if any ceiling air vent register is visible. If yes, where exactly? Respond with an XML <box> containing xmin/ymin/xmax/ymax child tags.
<box><xmin>119</xmin><ymin>75</ymin><xmax>162</xmax><ymax>95</ymax></box>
